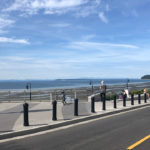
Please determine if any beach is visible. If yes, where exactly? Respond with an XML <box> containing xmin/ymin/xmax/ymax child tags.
<box><xmin>0</xmin><ymin>81</ymin><xmax>150</xmax><ymax>102</ymax></box>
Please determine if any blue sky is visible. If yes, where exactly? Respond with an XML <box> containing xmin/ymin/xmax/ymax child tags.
<box><xmin>0</xmin><ymin>0</ymin><xmax>150</xmax><ymax>79</ymax></box>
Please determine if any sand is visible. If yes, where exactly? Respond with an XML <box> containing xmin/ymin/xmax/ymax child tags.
<box><xmin>0</xmin><ymin>82</ymin><xmax>150</xmax><ymax>102</ymax></box>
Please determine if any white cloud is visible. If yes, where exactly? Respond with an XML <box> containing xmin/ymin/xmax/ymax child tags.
<box><xmin>0</xmin><ymin>29</ymin><xmax>7</xmax><ymax>35</ymax></box>
<box><xmin>3</xmin><ymin>0</ymin><xmax>103</xmax><ymax>18</ymax></box>
<box><xmin>75</xmin><ymin>5</ymin><xmax>97</xmax><ymax>17</ymax></box>
<box><xmin>68</xmin><ymin>41</ymin><xmax>139</xmax><ymax>50</ymax></box>
<box><xmin>2</xmin><ymin>56</ymin><xmax>33</xmax><ymax>61</ymax></box>
<box><xmin>0</xmin><ymin>16</ymin><xmax>15</xmax><ymax>36</ymax></box>
<box><xmin>95</xmin><ymin>0</ymin><xmax>101</xmax><ymax>5</ymax></box>
<box><xmin>81</xmin><ymin>34</ymin><xmax>96</xmax><ymax>41</ymax></box>
<box><xmin>106</xmin><ymin>4</ymin><xmax>110</xmax><ymax>12</ymax></box>
<box><xmin>0</xmin><ymin>17</ymin><xmax>15</xmax><ymax>34</ymax></box>
<box><xmin>32</xmin><ymin>0</ymin><xmax>87</xmax><ymax>9</ymax></box>
<box><xmin>3</xmin><ymin>0</ymin><xmax>89</xmax><ymax>15</ymax></box>
<box><xmin>0</xmin><ymin>37</ymin><xmax>30</xmax><ymax>44</ymax></box>
<box><xmin>98</xmin><ymin>12</ymin><xmax>108</xmax><ymax>23</ymax></box>
<box><xmin>50</xmin><ymin>23</ymin><xmax>71</xmax><ymax>27</ymax></box>
<box><xmin>0</xmin><ymin>17</ymin><xmax>15</xmax><ymax>29</ymax></box>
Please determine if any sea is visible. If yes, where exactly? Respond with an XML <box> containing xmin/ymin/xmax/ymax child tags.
<box><xmin>0</xmin><ymin>79</ymin><xmax>149</xmax><ymax>90</ymax></box>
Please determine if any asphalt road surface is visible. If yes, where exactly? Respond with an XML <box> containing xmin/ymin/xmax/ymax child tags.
<box><xmin>134</xmin><ymin>138</ymin><xmax>150</xmax><ymax>150</ymax></box>
<box><xmin>0</xmin><ymin>106</ymin><xmax>150</xmax><ymax>150</ymax></box>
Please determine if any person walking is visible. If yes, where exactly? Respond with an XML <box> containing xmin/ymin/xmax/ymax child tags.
<box><xmin>144</xmin><ymin>88</ymin><xmax>149</xmax><ymax>98</ymax></box>
<box><xmin>100</xmin><ymin>80</ymin><xmax>107</xmax><ymax>101</ymax></box>
<box><xmin>62</xmin><ymin>90</ymin><xmax>66</xmax><ymax>105</ymax></box>
<box><xmin>120</xmin><ymin>90</ymin><xmax>127</xmax><ymax>99</ymax></box>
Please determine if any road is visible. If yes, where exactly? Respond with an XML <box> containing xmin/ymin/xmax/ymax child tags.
<box><xmin>0</xmin><ymin>106</ymin><xmax>150</xmax><ymax>150</ymax></box>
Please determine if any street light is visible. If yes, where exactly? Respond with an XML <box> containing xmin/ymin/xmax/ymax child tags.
<box><xmin>26</xmin><ymin>83</ymin><xmax>31</xmax><ymax>101</ymax></box>
<box><xmin>126</xmin><ymin>79</ymin><xmax>130</xmax><ymax>89</ymax></box>
<box><xmin>89</xmin><ymin>80</ymin><xmax>94</xmax><ymax>94</ymax></box>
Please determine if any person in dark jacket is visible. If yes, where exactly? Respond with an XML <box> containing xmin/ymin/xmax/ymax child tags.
<box><xmin>62</xmin><ymin>90</ymin><xmax>66</xmax><ymax>105</ymax></box>
<box><xmin>100</xmin><ymin>80</ymin><xmax>106</xmax><ymax>101</ymax></box>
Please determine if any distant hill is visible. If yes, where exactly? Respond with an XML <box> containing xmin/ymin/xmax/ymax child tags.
<box><xmin>141</xmin><ymin>75</ymin><xmax>150</xmax><ymax>79</ymax></box>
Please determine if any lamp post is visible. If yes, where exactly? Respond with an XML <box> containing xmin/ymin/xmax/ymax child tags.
<box><xmin>26</xmin><ymin>83</ymin><xmax>31</xmax><ymax>101</ymax></box>
<box><xmin>126</xmin><ymin>79</ymin><xmax>130</xmax><ymax>89</ymax></box>
<box><xmin>89</xmin><ymin>80</ymin><xmax>94</xmax><ymax>94</ymax></box>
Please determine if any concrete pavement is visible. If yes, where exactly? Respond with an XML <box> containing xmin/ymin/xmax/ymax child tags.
<box><xmin>0</xmin><ymin>98</ymin><xmax>150</xmax><ymax>140</ymax></box>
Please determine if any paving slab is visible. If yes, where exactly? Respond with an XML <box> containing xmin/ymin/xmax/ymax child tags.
<box><xmin>0</xmin><ymin>98</ymin><xmax>149</xmax><ymax>140</ymax></box>
<box><xmin>0</xmin><ymin>103</ymin><xmax>21</xmax><ymax>112</ymax></box>
<box><xmin>0</xmin><ymin>103</ymin><xmax>38</xmax><ymax>133</ymax></box>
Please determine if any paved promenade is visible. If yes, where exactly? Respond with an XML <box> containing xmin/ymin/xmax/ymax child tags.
<box><xmin>0</xmin><ymin>98</ymin><xmax>149</xmax><ymax>137</ymax></box>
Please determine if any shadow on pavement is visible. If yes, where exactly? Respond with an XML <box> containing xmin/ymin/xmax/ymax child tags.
<box><xmin>29</xmin><ymin>109</ymin><xmax>52</xmax><ymax>113</ymax></box>
<box><xmin>0</xmin><ymin>111</ymin><xmax>22</xmax><ymax>115</ymax></box>
<box><xmin>0</xmin><ymin>130</ymin><xmax>13</xmax><ymax>133</ymax></box>
<box><xmin>29</xmin><ymin>124</ymin><xmax>48</xmax><ymax>127</ymax></box>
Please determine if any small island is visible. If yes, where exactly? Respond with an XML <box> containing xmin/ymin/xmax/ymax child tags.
<box><xmin>141</xmin><ymin>75</ymin><xmax>150</xmax><ymax>79</ymax></box>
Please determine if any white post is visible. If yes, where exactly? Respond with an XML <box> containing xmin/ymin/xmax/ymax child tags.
<box><xmin>50</xmin><ymin>93</ymin><xmax>52</xmax><ymax>103</ymax></box>
<box><xmin>8</xmin><ymin>90</ymin><xmax>11</xmax><ymax>102</ymax></box>
<box><xmin>24</xmin><ymin>90</ymin><xmax>26</xmax><ymax>102</ymax></box>
<box><xmin>74</xmin><ymin>91</ymin><xmax>77</xmax><ymax>99</ymax></box>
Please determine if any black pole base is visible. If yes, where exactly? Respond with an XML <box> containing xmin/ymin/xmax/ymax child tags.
<box><xmin>91</xmin><ymin>97</ymin><xmax>95</xmax><ymax>113</ymax></box>
<box><xmin>138</xmin><ymin>94</ymin><xmax>141</xmax><ymax>104</ymax></box>
<box><xmin>74</xmin><ymin>99</ymin><xmax>78</xmax><ymax>116</ymax></box>
<box><xmin>114</xmin><ymin>96</ymin><xmax>117</xmax><ymax>109</ymax></box>
<box><xmin>52</xmin><ymin>100</ymin><xmax>57</xmax><ymax>121</ymax></box>
<box><xmin>131</xmin><ymin>94</ymin><xmax>134</xmax><ymax>105</ymax></box>
<box><xmin>24</xmin><ymin>122</ymin><xmax>29</xmax><ymax>126</ymax></box>
<box><xmin>144</xmin><ymin>93</ymin><xmax>147</xmax><ymax>103</ymax></box>
<box><xmin>23</xmin><ymin>103</ymin><xmax>29</xmax><ymax>126</ymax></box>
<box><xmin>101</xmin><ymin>93</ymin><xmax>106</xmax><ymax>111</ymax></box>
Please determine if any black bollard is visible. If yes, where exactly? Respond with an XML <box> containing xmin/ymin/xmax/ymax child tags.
<box><xmin>91</xmin><ymin>97</ymin><xmax>95</xmax><ymax>113</ymax></box>
<box><xmin>123</xmin><ymin>94</ymin><xmax>126</xmax><ymax>107</ymax></box>
<box><xmin>131</xmin><ymin>94</ymin><xmax>134</xmax><ymax>105</ymax></box>
<box><xmin>138</xmin><ymin>93</ymin><xmax>141</xmax><ymax>104</ymax></box>
<box><xmin>23</xmin><ymin>103</ymin><xmax>29</xmax><ymax>126</ymax></box>
<box><xmin>114</xmin><ymin>95</ymin><xmax>117</xmax><ymax>109</ymax></box>
<box><xmin>144</xmin><ymin>93</ymin><xmax>147</xmax><ymax>103</ymax></box>
<box><xmin>74</xmin><ymin>98</ymin><xmax>78</xmax><ymax>116</ymax></box>
<box><xmin>101</xmin><ymin>94</ymin><xmax>106</xmax><ymax>110</ymax></box>
<box><xmin>52</xmin><ymin>100</ymin><xmax>57</xmax><ymax>121</ymax></box>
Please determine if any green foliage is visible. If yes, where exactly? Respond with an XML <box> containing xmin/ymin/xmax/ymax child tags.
<box><xmin>141</xmin><ymin>75</ymin><xmax>150</xmax><ymax>79</ymax></box>
<box><xmin>129</xmin><ymin>89</ymin><xmax>143</xmax><ymax>95</ymax></box>
<box><xmin>106</xmin><ymin>94</ymin><xmax>119</xmax><ymax>100</ymax></box>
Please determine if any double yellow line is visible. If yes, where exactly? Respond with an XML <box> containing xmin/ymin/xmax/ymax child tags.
<box><xmin>127</xmin><ymin>135</ymin><xmax>150</xmax><ymax>149</ymax></box>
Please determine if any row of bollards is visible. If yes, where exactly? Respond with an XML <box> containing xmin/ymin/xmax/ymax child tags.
<box><xmin>52</xmin><ymin>98</ymin><xmax>79</xmax><ymax>120</ymax></box>
<box><xmin>90</xmin><ymin>93</ymin><xmax>148</xmax><ymax>114</ymax></box>
<box><xmin>23</xmin><ymin>93</ymin><xmax>148</xmax><ymax>126</ymax></box>
<box><xmin>23</xmin><ymin>99</ymin><xmax>79</xmax><ymax>126</ymax></box>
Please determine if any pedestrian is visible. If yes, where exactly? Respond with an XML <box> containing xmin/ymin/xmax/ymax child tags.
<box><xmin>144</xmin><ymin>88</ymin><xmax>149</xmax><ymax>98</ymax></box>
<box><xmin>120</xmin><ymin>90</ymin><xmax>124</xmax><ymax>99</ymax></box>
<box><xmin>122</xmin><ymin>90</ymin><xmax>127</xmax><ymax>99</ymax></box>
<box><xmin>120</xmin><ymin>90</ymin><xmax>127</xmax><ymax>99</ymax></box>
<box><xmin>100</xmin><ymin>80</ymin><xmax>107</xmax><ymax>101</ymax></box>
<box><xmin>62</xmin><ymin>90</ymin><xmax>66</xmax><ymax>105</ymax></box>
